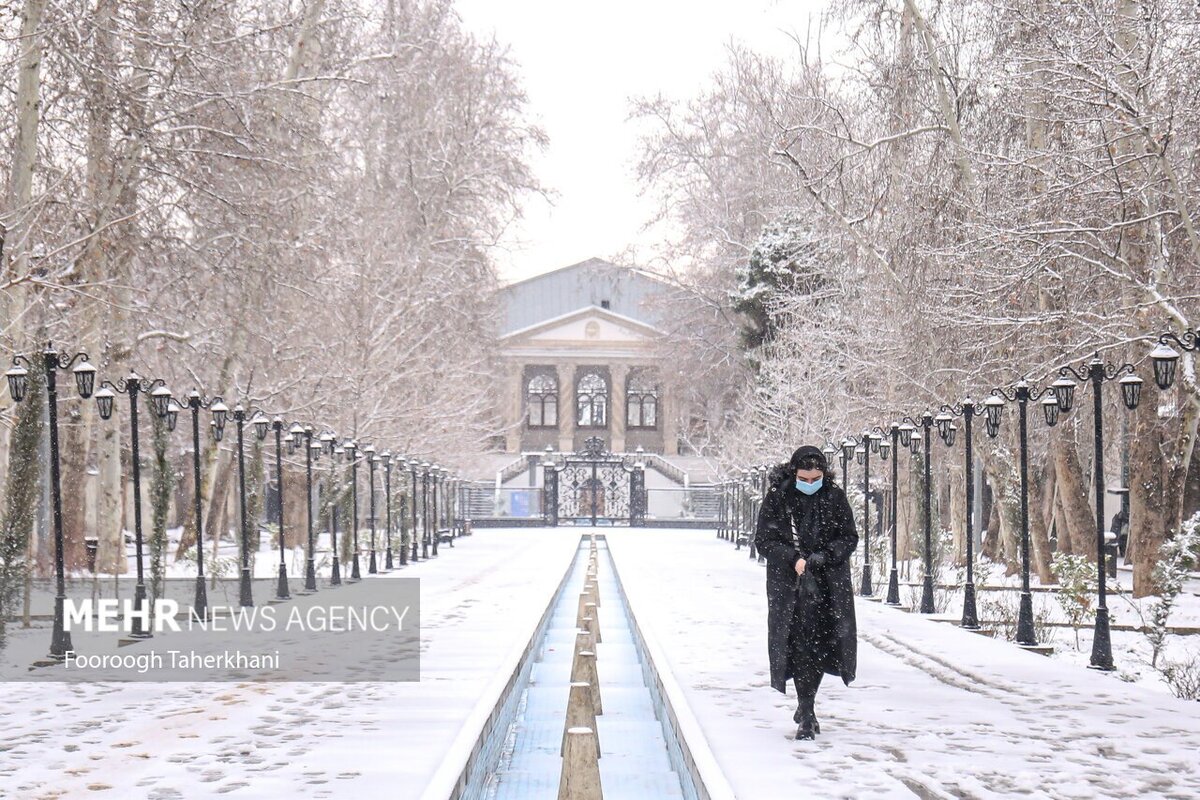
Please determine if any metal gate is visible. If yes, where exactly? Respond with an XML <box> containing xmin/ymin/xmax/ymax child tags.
<box><xmin>544</xmin><ymin>437</ymin><xmax>645</xmax><ymax>526</ymax></box>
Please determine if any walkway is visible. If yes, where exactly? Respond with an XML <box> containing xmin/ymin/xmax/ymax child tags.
<box><xmin>605</xmin><ymin>528</ymin><xmax>1200</xmax><ymax>799</ymax></box>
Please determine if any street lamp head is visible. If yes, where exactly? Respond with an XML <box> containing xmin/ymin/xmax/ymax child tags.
<box><xmin>898</xmin><ymin>422</ymin><xmax>915</xmax><ymax>448</ymax></box>
<box><xmin>94</xmin><ymin>387</ymin><xmax>116</xmax><ymax>420</ymax></box>
<box><xmin>868</xmin><ymin>432</ymin><xmax>881</xmax><ymax>454</ymax></box>
<box><xmin>211</xmin><ymin>419</ymin><xmax>224</xmax><ymax>442</ymax></box>
<box><xmin>72</xmin><ymin>361</ymin><xmax>97</xmax><ymax>399</ymax></box>
<box><xmin>343</xmin><ymin>440</ymin><xmax>356</xmax><ymax>460</ymax></box>
<box><xmin>334</xmin><ymin>446</ymin><xmax>345</xmax><ymax>460</ymax></box>
<box><xmin>1041</xmin><ymin>394</ymin><xmax>1060</xmax><ymax>427</ymax></box>
<box><xmin>1051</xmin><ymin>376</ymin><xmax>1077</xmax><ymax>415</ymax></box>
<box><xmin>822</xmin><ymin>444</ymin><xmax>836</xmax><ymax>460</ymax></box>
<box><xmin>909</xmin><ymin>430</ymin><xmax>922</xmax><ymax>455</ymax></box>
<box><xmin>310</xmin><ymin>440</ymin><xmax>323</xmax><ymax>459</ymax></box>
<box><xmin>253</xmin><ymin>413</ymin><xmax>270</xmax><ymax>441</ymax></box>
<box><xmin>1150</xmin><ymin>342</ymin><xmax>1180</xmax><ymax>390</ymax></box>
<box><xmin>985</xmin><ymin>418</ymin><xmax>1000</xmax><ymax>439</ymax></box>
<box><xmin>320</xmin><ymin>432</ymin><xmax>335</xmax><ymax>455</ymax></box>
<box><xmin>1119</xmin><ymin>374</ymin><xmax>1143</xmax><ymax>411</ymax></box>
<box><xmin>381</xmin><ymin>452</ymin><xmax>392</xmax><ymax>467</ymax></box>
<box><xmin>934</xmin><ymin>412</ymin><xmax>953</xmax><ymax>440</ymax></box>
<box><xmin>878</xmin><ymin>438</ymin><xmax>892</xmax><ymax>460</ymax></box>
<box><xmin>945</xmin><ymin>422</ymin><xmax>957</xmax><ymax>447</ymax></box>
<box><xmin>210</xmin><ymin>401</ymin><xmax>229</xmax><ymax>433</ymax></box>
<box><xmin>983</xmin><ymin>395</ymin><xmax>1004</xmax><ymax>428</ymax></box>
<box><xmin>841</xmin><ymin>438</ymin><xmax>855</xmax><ymax>459</ymax></box>
<box><xmin>150</xmin><ymin>385</ymin><xmax>173</xmax><ymax>418</ymax></box>
<box><xmin>165</xmin><ymin>400</ymin><xmax>181</xmax><ymax>432</ymax></box>
<box><xmin>854</xmin><ymin>445</ymin><xmax>865</xmax><ymax>466</ymax></box>
<box><xmin>5</xmin><ymin>364</ymin><xmax>28</xmax><ymax>403</ymax></box>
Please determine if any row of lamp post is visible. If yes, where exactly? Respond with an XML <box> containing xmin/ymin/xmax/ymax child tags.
<box><xmin>4</xmin><ymin>344</ymin><xmax>463</xmax><ymax>659</ymax></box>
<box><xmin>713</xmin><ymin>331</ymin><xmax>1196</xmax><ymax>672</ymax></box>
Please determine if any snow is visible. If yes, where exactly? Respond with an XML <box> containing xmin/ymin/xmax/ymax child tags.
<box><xmin>1</xmin><ymin>529</ymin><xmax>578</xmax><ymax>799</ymax></box>
<box><xmin>6</xmin><ymin>525</ymin><xmax>1200</xmax><ymax>798</ymax></box>
<box><xmin>605</xmin><ymin>528</ymin><xmax>1200</xmax><ymax>799</ymax></box>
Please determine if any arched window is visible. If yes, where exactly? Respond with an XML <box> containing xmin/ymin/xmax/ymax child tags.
<box><xmin>526</xmin><ymin>373</ymin><xmax>558</xmax><ymax>428</ymax></box>
<box><xmin>626</xmin><ymin>371</ymin><xmax>659</xmax><ymax>429</ymax></box>
<box><xmin>576</xmin><ymin>372</ymin><xmax>608</xmax><ymax>428</ymax></box>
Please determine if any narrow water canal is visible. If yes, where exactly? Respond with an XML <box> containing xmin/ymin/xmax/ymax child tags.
<box><xmin>485</xmin><ymin>537</ymin><xmax>687</xmax><ymax>799</ymax></box>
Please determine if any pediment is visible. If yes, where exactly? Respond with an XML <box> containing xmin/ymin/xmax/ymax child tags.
<box><xmin>500</xmin><ymin>306</ymin><xmax>663</xmax><ymax>345</ymax></box>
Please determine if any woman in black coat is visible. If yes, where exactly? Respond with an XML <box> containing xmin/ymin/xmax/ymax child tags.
<box><xmin>754</xmin><ymin>445</ymin><xmax>858</xmax><ymax>740</ymax></box>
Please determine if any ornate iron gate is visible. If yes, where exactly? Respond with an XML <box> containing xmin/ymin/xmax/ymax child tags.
<box><xmin>543</xmin><ymin>437</ymin><xmax>644</xmax><ymax>526</ymax></box>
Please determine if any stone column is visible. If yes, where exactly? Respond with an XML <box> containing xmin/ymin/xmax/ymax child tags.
<box><xmin>662</xmin><ymin>388</ymin><xmax>679</xmax><ymax>455</ymax></box>
<box><xmin>611</xmin><ymin>363</ymin><xmax>630</xmax><ymax>453</ymax></box>
<box><xmin>557</xmin><ymin>363</ymin><xmax>575</xmax><ymax>452</ymax></box>
<box><xmin>505</xmin><ymin>363</ymin><xmax>523</xmax><ymax>453</ymax></box>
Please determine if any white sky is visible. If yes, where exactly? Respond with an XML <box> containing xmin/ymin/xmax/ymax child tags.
<box><xmin>453</xmin><ymin>0</ymin><xmax>832</xmax><ymax>283</ymax></box>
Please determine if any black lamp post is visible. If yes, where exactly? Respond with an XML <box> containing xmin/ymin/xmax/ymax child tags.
<box><xmin>431</xmin><ymin>464</ymin><xmax>442</xmax><ymax>557</ymax></box>
<box><xmin>270</xmin><ymin>417</ymin><xmax>291</xmax><ymax>601</ymax></box>
<box><xmin>410</xmin><ymin>460</ymin><xmax>421</xmax><ymax>562</ymax></box>
<box><xmin>900</xmin><ymin>413</ymin><xmax>937</xmax><ymax>614</ymax></box>
<box><xmin>6</xmin><ymin>343</ymin><xmax>96</xmax><ymax>657</ymax></box>
<box><xmin>93</xmin><ymin>373</ymin><xmax>173</xmax><ymax>636</ymax></box>
<box><xmin>1053</xmin><ymin>354</ymin><xmax>1143</xmax><ymax>670</ymax></box>
<box><xmin>383</xmin><ymin>453</ymin><xmax>394</xmax><ymax>570</ymax></box>
<box><xmin>329</xmin><ymin>441</ymin><xmax>344</xmax><ymax>586</ymax></box>
<box><xmin>343</xmin><ymin>440</ymin><xmax>362</xmax><ymax>581</ymax></box>
<box><xmin>396</xmin><ymin>457</ymin><xmax>409</xmax><ymax>565</ymax></box>
<box><xmin>850</xmin><ymin>431</ymin><xmax>884</xmax><ymax>596</ymax></box>
<box><xmin>365</xmin><ymin>444</ymin><xmax>379</xmax><ymax>574</ymax></box>
<box><xmin>229</xmin><ymin>405</ymin><xmax>269</xmax><ymax>607</ymax></box>
<box><xmin>936</xmin><ymin>399</ymin><xmax>984</xmax><ymax>629</ymax></box>
<box><xmin>986</xmin><ymin>380</ymin><xmax>1061</xmax><ymax>646</ymax></box>
<box><xmin>294</xmin><ymin>425</ymin><xmax>320</xmax><ymax>592</ymax></box>
<box><xmin>883</xmin><ymin>424</ymin><xmax>902</xmax><ymax>606</ymax></box>
<box><xmin>420</xmin><ymin>462</ymin><xmax>432</xmax><ymax>558</ymax></box>
<box><xmin>184</xmin><ymin>392</ymin><xmax>227</xmax><ymax>620</ymax></box>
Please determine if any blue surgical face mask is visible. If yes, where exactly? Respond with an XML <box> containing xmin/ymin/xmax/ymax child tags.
<box><xmin>795</xmin><ymin>477</ymin><xmax>823</xmax><ymax>495</ymax></box>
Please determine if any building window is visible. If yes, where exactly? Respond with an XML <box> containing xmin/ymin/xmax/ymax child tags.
<box><xmin>576</xmin><ymin>372</ymin><xmax>608</xmax><ymax>428</ymax></box>
<box><xmin>526</xmin><ymin>373</ymin><xmax>558</xmax><ymax>428</ymax></box>
<box><xmin>626</xmin><ymin>371</ymin><xmax>658</xmax><ymax>429</ymax></box>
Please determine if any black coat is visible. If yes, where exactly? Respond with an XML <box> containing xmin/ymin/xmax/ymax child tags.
<box><xmin>755</xmin><ymin>464</ymin><xmax>859</xmax><ymax>694</ymax></box>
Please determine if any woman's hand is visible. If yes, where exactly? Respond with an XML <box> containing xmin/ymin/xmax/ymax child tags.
<box><xmin>794</xmin><ymin>557</ymin><xmax>807</xmax><ymax>576</ymax></box>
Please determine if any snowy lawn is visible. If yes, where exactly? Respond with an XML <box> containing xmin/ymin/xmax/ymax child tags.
<box><xmin>606</xmin><ymin>528</ymin><xmax>1200</xmax><ymax>800</ymax></box>
<box><xmin>1</xmin><ymin>529</ymin><xmax>579</xmax><ymax>799</ymax></box>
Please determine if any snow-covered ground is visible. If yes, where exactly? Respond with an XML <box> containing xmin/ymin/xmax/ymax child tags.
<box><xmin>875</xmin><ymin>554</ymin><xmax>1200</xmax><ymax>697</ymax></box>
<box><xmin>1</xmin><ymin>529</ymin><xmax>578</xmax><ymax>799</ymax></box>
<box><xmin>606</xmin><ymin>528</ymin><xmax>1200</xmax><ymax>799</ymax></box>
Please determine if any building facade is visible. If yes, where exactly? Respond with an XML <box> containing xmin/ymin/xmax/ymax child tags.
<box><xmin>496</xmin><ymin>258</ymin><xmax>678</xmax><ymax>455</ymax></box>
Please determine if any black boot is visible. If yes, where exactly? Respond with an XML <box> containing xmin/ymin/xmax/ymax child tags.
<box><xmin>795</xmin><ymin>695</ymin><xmax>816</xmax><ymax>740</ymax></box>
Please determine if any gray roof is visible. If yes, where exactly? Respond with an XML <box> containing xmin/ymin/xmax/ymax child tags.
<box><xmin>497</xmin><ymin>258</ymin><xmax>667</xmax><ymax>335</ymax></box>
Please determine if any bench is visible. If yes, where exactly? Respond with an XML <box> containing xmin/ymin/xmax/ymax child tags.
<box><xmin>437</xmin><ymin>528</ymin><xmax>454</xmax><ymax>546</ymax></box>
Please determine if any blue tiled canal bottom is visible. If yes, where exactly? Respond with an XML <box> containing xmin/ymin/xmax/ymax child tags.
<box><xmin>484</xmin><ymin>538</ymin><xmax>686</xmax><ymax>799</ymax></box>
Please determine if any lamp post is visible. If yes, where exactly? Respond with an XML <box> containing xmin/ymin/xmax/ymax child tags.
<box><xmin>365</xmin><ymin>445</ymin><xmax>379</xmax><ymax>574</ymax></box>
<box><xmin>986</xmin><ymin>379</ymin><xmax>1061</xmax><ymax>646</ymax></box>
<box><xmin>93</xmin><ymin>373</ymin><xmax>173</xmax><ymax>636</ymax></box>
<box><xmin>329</xmin><ymin>441</ymin><xmax>344</xmax><ymax>585</ymax></box>
<box><xmin>396</xmin><ymin>457</ymin><xmax>409</xmax><ymax>565</ymax></box>
<box><xmin>936</xmin><ymin>399</ymin><xmax>984</xmax><ymax>629</ymax></box>
<box><xmin>847</xmin><ymin>431</ymin><xmax>885</xmax><ymax>596</ymax></box>
<box><xmin>6</xmin><ymin>343</ymin><xmax>96</xmax><ymax>657</ymax></box>
<box><xmin>383</xmin><ymin>453</ymin><xmax>394</xmax><ymax>570</ymax></box>
<box><xmin>270</xmin><ymin>417</ymin><xmax>291</xmax><ymax>601</ymax></box>
<box><xmin>410</xmin><ymin>460</ymin><xmax>421</xmax><ymax>562</ymax></box>
<box><xmin>883</xmin><ymin>424</ymin><xmax>902</xmax><ymax>606</ymax></box>
<box><xmin>184</xmin><ymin>392</ymin><xmax>227</xmax><ymax>620</ymax></box>
<box><xmin>294</xmin><ymin>425</ymin><xmax>321</xmax><ymax>592</ymax></box>
<box><xmin>1053</xmin><ymin>354</ymin><xmax>1143</xmax><ymax>670</ymax></box>
<box><xmin>427</xmin><ymin>462</ymin><xmax>436</xmax><ymax>556</ymax></box>
<box><xmin>344</xmin><ymin>440</ymin><xmax>362</xmax><ymax>581</ymax></box>
<box><xmin>229</xmin><ymin>406</ymin><xmax>270</xmax><ymax>607</ymax></box>
<box><xmin>899</xmin><ymin>413</ymin><xmax>937</xmax><ymax>614</ymax></box>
